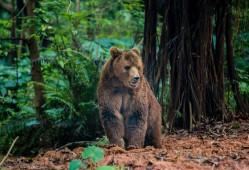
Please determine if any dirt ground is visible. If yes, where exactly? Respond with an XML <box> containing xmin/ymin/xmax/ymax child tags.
<box><xmin>2</xmin><ymin>120</ymin><xmax>249</xmax><ymax>170</ymax></box>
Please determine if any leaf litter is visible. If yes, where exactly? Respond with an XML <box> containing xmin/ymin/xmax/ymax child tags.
<box><xmin>2</xmin><ymin>120</ymin><xmax>249</xmax><ymax>170</ymax></box>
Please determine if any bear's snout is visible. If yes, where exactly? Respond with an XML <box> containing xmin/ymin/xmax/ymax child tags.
<box><xmin>133</xmin><ymin>76</ymin><xmax>140</xmax><ymax>81</ymax></box>
<box><xmin>129</xmin><ymin>75</ymin><xmax>140</xmax><ymax>88</ymax></box>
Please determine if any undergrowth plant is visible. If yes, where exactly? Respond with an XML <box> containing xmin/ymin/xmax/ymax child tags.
<box><xmin>0</xmin><ymin>0</ymin><xmax>146</xmax><ymax>154</ymax></box>
<box><xmin>69</xmin><ymin>146</ymin><xmax>116</xmax><ymax>170</ymax></box>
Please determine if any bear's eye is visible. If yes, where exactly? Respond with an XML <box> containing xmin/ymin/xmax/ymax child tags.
<box><xmin>138</xmin><ymin>66</ymin><xmax>141</xmax><ymax>70</ymax></box>
<box><xmin>124</xmin><ymin>66</ymin><xmax>131</xmax><ymax>70</ymax></box>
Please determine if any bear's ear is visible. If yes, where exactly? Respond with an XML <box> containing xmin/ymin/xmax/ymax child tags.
<box><xmin>132</xmin><ymin>48</ymin><xmax>140</xmax><ymax>56</ymax></box>
<box><xmin>110</xmin><ymin>46</ymin><xmax>121</xmax><ymax>59</ymax></box>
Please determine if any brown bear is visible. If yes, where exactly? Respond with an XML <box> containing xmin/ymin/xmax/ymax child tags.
<box><xmin>97</xmin><ymin>46</ymin><xmax>162</xmax><ymax>149</ymax></box>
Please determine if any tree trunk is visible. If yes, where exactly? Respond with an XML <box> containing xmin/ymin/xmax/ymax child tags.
<box><xmin>225</xmin><ymin>0</ymin><xmax>249</xmax><ymax>116</ymax></box>
<box><xmin>156</xmin><ymin>2</ymin><xmax>170</xmax><ymax>125</ymax></box>
<box><xmin>26</xmin><ymin>0</ymin><xmax>46</xmax><ymax>123</ymax></box>
<box><xmin>0</xmin><ymin>0</ymin><xmax>12</xmax><ymax>12</ymax></box>
<box><xmin>166</xmin><ymin>0</ymin><xmax>227</xmax><ymax>130</ymax></box>
<box><xmin>142</xmin><ymin>0</ymin><xmax>158</xmax><ymax>91</ymax></box>
<box><xmin>144</xmin><ymin>0</ymin><xmax>247</xmax><ymax>130</ymax></box>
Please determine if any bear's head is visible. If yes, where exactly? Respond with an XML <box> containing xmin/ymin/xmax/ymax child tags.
<box><xmin>110</xmin><ymin>46</ymin><xmax>143</xmax><ymax>89</ymax></box>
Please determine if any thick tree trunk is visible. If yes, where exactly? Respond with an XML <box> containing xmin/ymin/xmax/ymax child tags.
<box><xmin>26</xmin><ymin>1</ymin><xmax>46</xmax><ymax>122</ymax></box>
<box><xmin>205</xmin><ymin>0</ymin><xmax>226</xmax><ymax>121</ymax></box>
<box><xmin>225</xmin><ymin>0</ymin><xmax>249</xmax><ymax>116</ymax></box>
<box><xmin>167</xmin><ymin>0</ymin><xmax>181</xmax><ymax>130</ymax></box>
<box><xmin>142</xmin><ymin>0</ymin><xmax>158</xmax><ymax>91</ymax></box>
<box><xmin>145</xmin><ymin>0</ymin><xmax>247</xmax><ymax>130</ymax></box>
<box><xmin>166</xmin><ymin>0</ymin><xmax>227</xmax><ymax>130</ymax></box>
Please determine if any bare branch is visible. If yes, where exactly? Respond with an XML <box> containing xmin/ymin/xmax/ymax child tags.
<box><xmin>0</xmin><ymin>136</ymin><xmax>19</xmax><ymax>167</ymax></box>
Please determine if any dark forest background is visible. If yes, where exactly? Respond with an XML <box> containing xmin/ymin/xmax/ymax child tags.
<box><xmin>0</xmin><ymin>0</ymin><xmax>248</xmax><ymax>155</ymax></box>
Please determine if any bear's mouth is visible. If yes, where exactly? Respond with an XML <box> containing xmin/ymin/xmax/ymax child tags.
<box><xmin>129</xmin><ymin>81</ymin><xmax>139</xmax><ymax>88</ymax></box>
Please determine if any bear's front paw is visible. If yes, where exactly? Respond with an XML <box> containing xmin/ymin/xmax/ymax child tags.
<box><xmin>127</xmin><ymin>145</ymin><xmax>141</xmax><ymax>150</ymax></box>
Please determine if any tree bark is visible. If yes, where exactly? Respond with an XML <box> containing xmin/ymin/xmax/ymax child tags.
<box><xmin>166</xmin><ymin>0</ymin><xmax>227</xmax><ymax>130</ymax></box>
<box><xmin>142</xmin><ymin>0</ymin><xmax>158</xmax><ymax>91</ymax></box>
<box><xmin>205</xmin><ymin>0</ymin><xmax>227</xmax><ymax>121</ymax></box>
<box><xmin>26</xmin><ymin>0</ymin><xmax>46</xmax><ymax>122</ymax></box>
<box><xmin>0</xmin><ymin>0</ymin><xmax>13</xmax><ymax>13</ymax></box>
<box><xmin>167</xmin><ymin>0</ymin><xmax>180</xmax><ymax>130</ymax></box>
<box><xmin>156</xmin><ymin>2</ymin><xmax>170</xmax><ymax>125</ymax></box>
<box><xmin>145</xmin><ymin>0</ymin><xmax>247</xmax><ymax>130</ymax></box>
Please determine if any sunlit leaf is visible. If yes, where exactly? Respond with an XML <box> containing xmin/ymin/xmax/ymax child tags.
<box><xmin>82</xmin><ymin>146</ymin><xmax>104</xmax><ymax>163</ymax></box>
<box><xmin>69</xmin><ymin>159</ymin><xmax>86</xmax><ymax>170</ymax></box>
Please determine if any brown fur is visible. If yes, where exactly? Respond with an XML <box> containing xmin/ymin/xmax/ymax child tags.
<box><xmin>97</xmin><ymin>46</ymin><xmax>162</xmax><ymax>148</ymax></box>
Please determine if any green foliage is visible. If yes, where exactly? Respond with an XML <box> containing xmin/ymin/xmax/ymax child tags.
<box><xmin>0</xmin><ymin>58</ymin><xmax>37</xmax><ymax>145</ymax></box>
<box><xmin>0</xmin><ymin>58</ymin><xmax>32</xmax><ymax>120</ymax></box>
<box><xmin>92</xmin><ymin>136</ymin><xmax>110</xmax><ymax>146</ymax></box>
<box><xmin>69</xmin><ymin>159</ymin><xmax>87</xmax><ymax>170</ymax></box>
<box><xmin>224</xmin><ymin>5</ymin><xmax>249</xmax><ymax>109</ymax></box>
<box><xmin>82</xmin><ymin>146</ymin><xmax>104</xmax><ymax>163</ymax></box>
<box><xmin>69</xmin><ymin>146</ymin><xmax>116</xmax><ymax>170</ymax></box>
<box><xmin>0</xmin><ymin>0</ymin><xmax>145</xmax><ymax>154</ymax></box>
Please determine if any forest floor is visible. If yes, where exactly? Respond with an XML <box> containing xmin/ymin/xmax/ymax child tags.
<box><xmin>2</xmin><ymin>120</ymin><xmax>249</xmax><ymax>170</ymax></box>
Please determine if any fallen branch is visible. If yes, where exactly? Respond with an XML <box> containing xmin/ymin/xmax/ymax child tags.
<box><xmin>0</xmin><ymin>136</ymin><xmax>19</xmax><ymax>167</ymax></box>
<box><xmin>57</xmin><ymin>141</ymin><xmax>93</xmax><ymax>150</ymax></box>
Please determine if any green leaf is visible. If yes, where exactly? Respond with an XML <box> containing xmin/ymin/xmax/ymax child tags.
<box><xmin>82</xmin><ymin>146</ymin><xmax>104</xmax><ymax>163</ymax></box>
<box><xmin>69</xmin><ymin>159</ymin><xmax>86</xmax><ymax>170</ymax></box>
<box><xmin>72</xmin><ymin>29</ymin><xmax>78</xmax><ymax>35</ymax></box>
<box><xmin>5</xmin><ymin>80</ymin><xmax>16</xmax><ymax>88</ymax></box>
<box><xmin>0</xmin><ymin>87</ymin><xmax>7</xmax><ymax>96</ymax></box>
<box><xmin>58</xmin><ymin>60</ymin><xmax>64</xmax><ymax>68</ymax></box>
<box><xmin>41</xmin><ymin>24</ymin><xmax>47</xmax><ymax>31</ymax></box>
<box><xmin>95</xmin><ymin>166</ymin><xmax>116</xmax><ymax>170</ymax></box>
<box><xmin>28</xmin><ymin>34</ymin><xmax>37</xmax><ymax>39</ymax></box>
<box><xmin>3</xmin><ymin>96</ymin><xmax>12</xmax><ymax>103</ymax></box>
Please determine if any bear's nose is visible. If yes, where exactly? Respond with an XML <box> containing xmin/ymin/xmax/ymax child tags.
<box><xmin>133</xmin><ymin>76</ymin><xmax>140</xmax><ymax>81</ymax></box>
